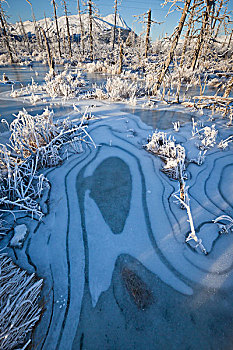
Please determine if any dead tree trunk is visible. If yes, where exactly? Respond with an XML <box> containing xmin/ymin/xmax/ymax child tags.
<box><xmin>191</xmin><ymin>15</ymin><xmax>207</xmax><ymax>70</ymax></box>
<box><xmin>2</xmin><ymin>9</ymin><xmax>17</xmax><ymax>56</ymax></box>
<box><xmin>118</xmin><ymin>42</ymin><xmax>123</xmax><ymax>74</ymax></box>
<box><xmin>31</xmin><ymin>7</ymin><xmax>43</xmax><ymax>51</ymax></box>
<box><xmin>112</xmin><ymin>0</ymin><xmax>118</xmax><ymax>50</ymax></box>
<box><xmin>88</xmin><ymin>0</ymin><xmax>93</xmax><ymax>61</ymax></box>
<box><xmin>77</xmin><ymin>0</ymin><xmax>85</xmax><ymax>56</ymax></box>
<box><xmin>19</xmin><ymin>16</ymin><xmax>30</xmax><ymax>53</ymax></box>
<box><xmin>62</xmin><ymin>0</ymin><xmax>72</xmax><ymax>58</ymax></box>
<box><xmin>40</xmin><ymin>27</ymin><xmax>54</xmax><ymax>72</ymax></box>
<box><xmin>212</xmin><ymin>0</ymin><xmax>223</xmax><ymax>31</ymax></box>
<box><xmin>214</xmin><ymin>1</ymin><xmax>229</xmax><ymax>40</ymax></box>
<box><xmin>0</xmin><ymin>7</ymin><xmax>13</xmax><ymax>63</ymax></box>
<box><xmin>180</xmin><ymin>0</ymin><xmax>196</xmax><ymax>67</ymax></box>
<box><xmin>153</xmin><ymin>0</ymin><xmax>192</xmax><ymax>93</ymax></box>
<box><xmin>227</xmin><ymin>29</ymin><xmax>233</xmax><ymax>49</ymax></box>
<box><xmin>52</xmin><ymin>0</ymin><xmax>62</xmax><ymax>58</ymax></box>
<box><xmin>145</xmin><ymin>8</ymin><xmax>152</xmax><ymax>58</ymax></box>
<box><xmin>44</xmin><ymin>12</ymin><xmax>49</xmax><ymax>37</ymax></box>
<box><xmin>191</xmin><ymin>0</ymin><xmax>212</xmax><ymax>71</ymax></box>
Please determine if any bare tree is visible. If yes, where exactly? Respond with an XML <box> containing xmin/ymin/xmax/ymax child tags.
<box><xmin>25</xmin><ymin>0</ymin><xmax>43</xmax><ymax>51</ymax></box>
<box><xmin>77</xmin><ymin>0</ymin><xmax>84</xmax><ymax>55</ymax></box>
<box><xmin>112</xmin><ymin>0</ymin><xmax>118</xmax><ymax>50</ymax></box>
<box><xmin>88</xmin><ymin>0</ymin><xmax>93</xmax><ymax>61</ymax></box>
<box><xmin>180</xmin><ymin>0</ymin><xmax>197</xmax><ymax>67</ymax></box>
<box><xmin>118</xmin><ymin>42</ymin><xmax>123</xmax><ymax>73</ymax></box>
<box><xmin>62</xmin><ymin>0</ymin><xmax>72</xmax><ymax>58</ymax></box>
<box><xmin>145</xmin><ymin>8</ymin><xmax>152</xmax><ymax>58</ymax></box>
<box><xmin>154</xmin><ymin>0</ymin><xmax>192</xmax><ymax>93</ymax></box>
<box><xmin>51</xmin><ymin>0</ymin><xmax>62</xmax><ymax>58</ymax></box>
<box><xmin>191</xmin><ymin>0</ymin><xmax>213</xmax><ymax>71</ymax></box>
<box><xmin>227</xmin><ymin>28</ymin><xmax>233</xmax><ymax>49</ymax></box>
<box><xmin>19</xmin><ymin>16</ymin><xmax>31</xmax><ymax>53</ymax></box>
<box><xmin>40</xmin><ymin>26</ymin><xmax>54</xmax><ymax>72</ymax></box>
<box><xmin>0</xmin><ymin>5</ymin><xmax>13</xmax><ymax>63</ymax></box>
<box><xmin>44</xmin><ymin>12</ymin><xmax>49</xmax><ymax>38</ymax></box>
<box><xmin>212</xmin><ymin>0</ymin><xmax>224</xmax><ymax>31</ymax></box>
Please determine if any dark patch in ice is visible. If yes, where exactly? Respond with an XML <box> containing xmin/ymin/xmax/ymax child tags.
<box><xmin>121</xmin><ymin>267</ymin><xmax>154</xmax><ymax>309</ymax></box>
<box><xmin>89</xmin><ymin>157</ymin><xmax>132</xmax><ymax>234</ymax></box>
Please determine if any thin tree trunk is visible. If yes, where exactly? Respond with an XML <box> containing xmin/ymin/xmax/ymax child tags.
<box><xmin>63</xmin><ymin>0</ymin><xmax>72</xmax><ymax>58</ymax></box>
<box><xmin>40</xmin><ymin>26</ymin><xmax>54</xmax><ymax>72</ymax></box>
<box><xmin>117</xmin><ymin>27</ymin><xmax>121</xmax><ymax>48</ymax></box>
<box><xmin>44</xmin><ymin>12</ymin><xmax>54</xmax><ymax>57</ymax></box>
<box><xmin>180</xmin><ymin>0</ymin><xmax>196</xmax><ymax>67</ymax></box>
<box><xmin>214</xmin><ymin>2</ymin><xmax>229</xmax><ymax>40</ymax></box>
<box><xmin>118</xmin><ymin>42</ymin><xmax>123</xmax><ymax>74</ymax></box>
<box><xmin>154</xmin><ymin>0</ymin><xmax>192</xmax><ymax>93</ymax></box>
<box><xmin>31</xmin><ymin>7</ymin><xmax>43</xmax><ymax>51</ymax></box>
<box><xmin>44</xmin><ymin>12</ymin><xmax>49</xmax><ymax>37</ymax></box>
<box><xmin>212</xmin><ymin>0</ymin><xmax>223</xmax><ymax>30</ymax></box>
<box><xmin>63</xmin><ymin>29</ymin><xmax>66</xmax><ymax>50</ymax></box>
<box><xmin>191</xmin><ymin>0</ymin><xmax>212</xmax><ymax>71</ymax></box>
<box><xmin>52</xmin><ymin>0</ymin><xmax>62</xmax><ymax>58</ymax></box>
<box><xmin>2</xmin><ymin>9</ymin><xmax>16</xmax><ymax>56</ymax></box>
<box><xmin>112</xmin><ymin>0</ymin><xmax>118</xmax><ymax>50</ymax></box>
<box><xmin>191</xmin><ymin>14</ymin><xmax>207</xmax><ymax>70</ymax></box>
<box><xmin>19</xmin><ymin>16</ymin><xmax>30</xmax><ymax>53</ymax></box>
<box><xmin>145</xmin><ymin>8</ymin><xmax>151</xmax><ymax>58</ymax></box>
<box><xmin>77</xmin><ymin>0</ymin><xmax>84</xmax><ymax>55</ymax></box>
<box><xmin>227</xmin><ymin>29</ymin><xmax>233</xmax><ymax>49</ymax></box>
<box><xmin>88</xmin><ymin>0</ymin><xmax>93</xmax><ymax>61</ymax></box>
<box><xmin>0</xmin><ymin>7</ymin><xmax>13</xmax><ymax>63</ymax></box>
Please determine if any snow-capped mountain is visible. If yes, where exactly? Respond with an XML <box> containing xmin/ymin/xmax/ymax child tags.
<box><xmin>13</xmin><ymin>13</ymin><xmax>130</xmax><ymax>37</ymax></box>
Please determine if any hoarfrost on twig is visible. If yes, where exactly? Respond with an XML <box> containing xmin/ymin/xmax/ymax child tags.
<box><xmin>0</xmin><ymin>254</ymin><xmax>43</xmax><ymax>350</ymax></box>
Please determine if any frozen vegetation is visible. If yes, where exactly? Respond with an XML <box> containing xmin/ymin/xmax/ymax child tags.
<box><xmin>0</xmin><ymin>0</ymin><xmax>233</xmax><ymax>349</ymax></box>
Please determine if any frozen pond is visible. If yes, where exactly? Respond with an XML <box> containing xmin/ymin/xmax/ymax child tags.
<box><xmin>122</xmin><ymin>107</ymin><xmax>194</xmax><ymax>130</ymax></box>
<box><xmin>1</xmin><ymin>64</ymin><xmax>233</xmax><ymax>350</ymax></box>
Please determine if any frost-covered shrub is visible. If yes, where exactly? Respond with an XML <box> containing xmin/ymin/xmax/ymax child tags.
<box><xmin>105</xmin><ymin>77</ymin><xmax>140</xmax><ymax>101</ymax></box>
<box><xmin>0</xmin><ymin>107</ymin><xmax>95</xmax><ymax>219</ymax></box>
<box><xmin>218</xmin><ymin>135</ymin><xmax>233</xmax><ymax>149</ymax></box>
<box><xmin>145</xmin><ymin>73</ymin><xmax>157</xmax><ymax>93</ymax></box>
<box><xmin>10</xmin><ymin>77</ymin><xmax>42</xmax><ymax>98</ymax></box>
<box><xmin>91</xmin><ymin>77</ymin><xmax>143</xmax><ymax>101</ymax></box>
<box><xmin>44</xmin><ymin>70</ymin><xmax>85</xmax><ymax>99</ymax></box>
<box><xmin>8</xmin><ymin>108</ymin><xmax>58</xmax><ymax>159</ymax></box>
<box><xmin>85</xmin><ymin>61</ymin><xmax>116</xmax><ymax>74</ymax></box>
<box><xmin>0</xmin><ymin>254</ymin><xmax>43</xmax><ymax>350</ymax></box>
<box><xmin>214</xmin><ymin>215</ymin><xmax>233</xmax><ymax>234</ymax></box>
<box><xmin>146</xmin><ymin>131</ymin><xmax>186</xmax><ymax>179</ymax></box>
<box><xmin>92</xmin><ymin>84</ymin><xmax>107</xmax><ymax>100</ymax></box>
<box><xmin>192</xmin><ymin>124</ymin><xmax>218</xmax><ymax>150</ymax></box>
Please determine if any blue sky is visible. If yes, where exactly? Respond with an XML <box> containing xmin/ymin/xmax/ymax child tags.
<box><xmin>2</xmin><ymin>0</ymin><xmax>233</xmax><ymax>40</ymax></box>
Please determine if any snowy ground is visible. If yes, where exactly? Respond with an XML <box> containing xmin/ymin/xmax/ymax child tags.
<box><xmin>1</xmin><ymin>66</ymin><xmax>233</xmax><ymax>350</ymax></box>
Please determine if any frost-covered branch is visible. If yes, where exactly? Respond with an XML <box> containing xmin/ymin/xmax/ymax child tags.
<box><xmin>146</xmin><ymin>130</ymin><xmax>186</xmax><ymax>179</ymax></box>
<box><xmin>173</xmin><ymin>189</ymin><xmax>207</xmax><ymax>255</ymax></box>
<box><xmin>0</xmin><ymin>254</ymin><xmax>43</xmax><ymax>350</ymax></box>
<box><xmin>0</xmin><ymin>107</ymin><xmax>95</xmax><ymax>220</ymax></box>
<box><xmin>214</xmin><ymin>214</ymin><xmax>233</xmax><ymax>234</ymax></box>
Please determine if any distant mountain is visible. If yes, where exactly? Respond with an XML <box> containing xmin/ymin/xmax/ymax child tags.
<box><xmin>12</xmin><ymin>13</ymin><xmax>131</xmax><ymax>37</ymax></box>
<box><xmin>101</xmin><ymin>14</ymin><xmax>130</xmax><ymax>30</ymax></box>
